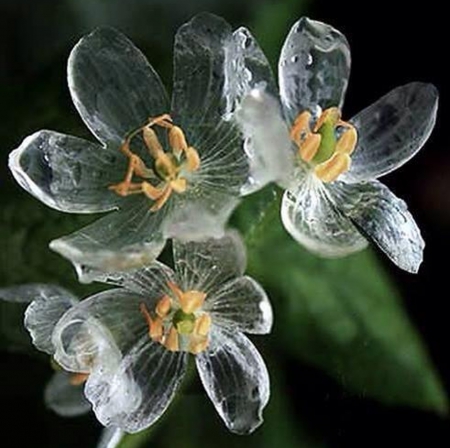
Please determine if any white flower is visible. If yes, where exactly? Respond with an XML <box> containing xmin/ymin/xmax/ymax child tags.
<box><xmin>42</xmin><ymin>232</ymin><xmax>273</xmax><ymax>435</ymax></box>
<box><xmin>0</xmin><ymin>284</ymin><xmax>124</xmax><ymax>447</ymax></box>
<box><xmin>232</xmin><ymin>17</ymin><xmax>438</xmax><ymax>273</ymax></box>
<box><xmin>8</xmin><ymin>13</ymin><xmax>268</xmax><ymax>281</ymax></box>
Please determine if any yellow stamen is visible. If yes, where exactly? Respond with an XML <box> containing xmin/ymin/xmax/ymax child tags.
<box><xmin>299</xmin><ymin>133</ymin><xmax>321</xmax><ymax>162</ymax></box>
<box><xmin>179</xmin><ymin>291</ymin><xmax>207</xmax><ymax>314</ymax></box>
<box><xmin>156</xmin><ymin>295</ymin><xmax>172</xmax><ymax>318</ymax></box>
<box><xmin>169</xmin><ymin>125</ymin><xmax>188</xmax><ymax>155</ymax></box>
<box><xmin>335</xmin><ymin>123</ymin><xmax>357</xmax><ymax>155</ymax></box>
<box><xmin>195</xmin><ymin>313</ymin><xmax>212</xmax><ymax>337</ymax></box>
<box><xmin>69</xmin><ymin>372</ymin><xmax>89</xmax><ymax>386</ymax></box>
<box><xmin>167</xmin><ymin>281</ymin><xmax>184</xmax><ymax>301</ymax></box>
<box><xmin>148</xmin><ymin>114</ymin><xmax>173</xmax><ymax>128</ymax></box>
<box><xmin>170</xmin><ymin>177</ymin><xmax>187</xmax><ymax>193</ymax></box>
<box><xmin>149</xmin><ymin>185</ymin><xmax>173</xmax><ymax>212</ymax></box>
<box><xmin>290</xmin><ymin>107</ymin><xmax>357</xmax><ymax>182</ymax></box>
<box><xmin>143</xmin><ymin>127</ymin><xmax>165</xmax><ymax>158</ymax></box>
<box><xmin>140</xmin><ymin>303</ymin><xmax>163</xmax><ymax>341</ymax></box>
<box><xmin>154</xmin><ymin>152</ymin><xmax>178</xmax><ymax>180</ymax></box>
<box><xmin>290</xmin><ymin>110</ymin><xmax>312</xmax><ymax>145</ymax></box>
<box><xmin>313</xmin><ymin>107</ymin><xmax>341</xmax><ymax>132</ymax></box>
<box><xmin>184</xmin><ymin>147</ymin><xmax>201</xmax><ymax>172</ymax></box>
<box><xmin>189</xmin><ymin>337</ymin><xmax>209</xmax><ymax>355</ymax></box>
<box><xmin>314</xmin><ymin>153</ymin><xmax>351</xmax><ymax>183</ymax></box>
<box><xmin>164</xmin><ymin>327</ymin><xmax>179</xmax><ymax>352</ymax></box>
<box><xmin>110</xmin><ymin>113</ymin><xmax>201</xmax><ymax>210</ymax></box>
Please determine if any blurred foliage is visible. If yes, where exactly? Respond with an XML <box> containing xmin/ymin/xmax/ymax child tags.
<box><xmin>0</xmin><ymin>300</ymin><xmax>33</xmax><ymax>354</ymax></box>
<box><xmin>233</xmin><ymin>187</ymin><xmax>448</xmax><ymax>414</ymax></box>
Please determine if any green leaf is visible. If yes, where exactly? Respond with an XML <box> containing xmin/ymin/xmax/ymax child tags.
<box><xmin>233</xmin><ymin>186</ymin><xmax>448</xmax><ymax>415</ymax></box>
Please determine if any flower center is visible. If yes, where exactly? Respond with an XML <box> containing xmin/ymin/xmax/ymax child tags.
<box><xmin>109</xmin><ymin>114</ymin><xmax>201</xmax><ymax>211</ymax></box>
<box><xmin>140</xmin><ymin>281</ymin><xmax>211</xmax><ymax>354</ymax></box>
<box><xmin>290</xmin><ymin>107</ymin><xmax>358</xmax><ymax>183</ymax></box>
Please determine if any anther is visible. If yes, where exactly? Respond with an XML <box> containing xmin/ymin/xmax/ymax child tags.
<box><xmin>143</xmin><ymin>127</ymin><xmax>165</xmax><ymax>158</ymax></box>
<box><xmin>314</xmin><ymin>153</ymin><xmax>351</xmax><ymax>183</ymax></box>
<box><xmin>335</xmin><ymin>125</ymin><xmax>357</xmax><ymax>155</ymax></box>
<box><xmin>299</xmin><ymin>133</ymin><xmax>321</xmax><ymax>162</ymax></box>
<box><xmin>169</xmin><ymin>126</ymin><xmax>188</xmax><ymax>155</ymax></box>
<box><xmin>179</xmin><ymin>291</ymin><xmax>206</xmax><ymax>314</ymax></box>
<box><xmin>156</xmin><ymin>295</ymin><xmax>171</xmax><ymax>318</ymax></box>
<box><xmin>290</xmin><ymin>110</ymin><xmax>312</xmax><ymax>144</ymax></box>
<box><xmin>184</xmin><ymin>147</ymin><xmax>201</xmax><ymax>172</ymax></box>
<box><xmin>164</xmin><ymin>327</ymin><xmax>179</xmax><ymax>352</ymax></box>
<box><xmin>195</xmin><ymin>314</ymin><xmax>212</xmax><ymax>337</ymax></box>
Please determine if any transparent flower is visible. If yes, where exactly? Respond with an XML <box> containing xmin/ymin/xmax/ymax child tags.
<box><xmin>233</xmin><ymin>17</ymin><xmax>438</xmax><ymax>273</ymax></box>
<box><xmin>0</xmin><ymin>284</ymin><xmax>124</xmax><ymax>447</ymax></box>
<box><xmin>9</xmin><ymin>13</ymin><xmax>267</xmax><ymax>281</ymax></box>
<box><xmin>40</xmin><ymin>233</ymin><xmax>273</xmax><ymax>435</ymax></box>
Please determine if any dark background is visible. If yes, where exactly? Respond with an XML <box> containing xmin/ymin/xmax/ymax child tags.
<box><xmin>1</xmin><ymin>0</ymin><xmax>449</xmax><ymax>446</ymax></box>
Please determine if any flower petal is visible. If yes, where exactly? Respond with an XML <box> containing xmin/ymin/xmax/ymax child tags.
<box><xmin>52</xmin><ymin>289</ymin><xmax>150</xmax><ymax>373</ymax></box>
<box><xmin>206</xmin><ymin>276</ymin><xmax>273</xmax><ymax>335</ymax></box>
<box><xmin>234</xmin><ymin>87</ymin><xmax>296</xmax><ymax>191</ymax></box>
<box><xmin>196</xmin><ymin>327</ymin><xmax>270</xmax><ymax>434</ymax></box>
<box><xmin>173</xmin><ymin>231</ymin><xmax>247</xmax><ymax>294</ymax></box>
<box><xmin>18</xmin><ymin>285</ymin><xmax>78</xmax><ymax>354</ymax></box>
<box><xmin>0</xmin><ymin>283</ymin><xmax>71</xmax><ymax>304</ymax></box>
<box><xmin>80</xmin><ymin>261</ymin><xmax>175</xmax><ymax>295</ymax></box>
<box><xmin>9</xmin><ymin>131</ymin><xmax>125</xmax><ymax>213</ymax></box>
<box><xmin>224</xmin><ymin>26</ymin><xmax>277</xmax><ymax>114</ymax></box>
<box><xmin>330</xmin><ymin>180</ymin><xmax>424</xmax><ymax>273</ymax></box>
<box><xmin>97</xmin><ymin>427</ymin><xmax>124</xmax><ymax>448</ymax></box>
<box><xmin>281</xmin><ymin>171</ymin><xmax>368</xmax><ymax>257</ymax></box>
<box><xmin>171</xmin><ymin>13</ymin><xmax>250</xmax><ymax>189</ymax></box>
<box><xmin>345</xmin><ymin>83</ymin><xmax>438</xmax><ymax>182</ymax></box>
<box><xmin>49</xmin><ymin>197</ymin><xmax>167</xmax><ymax>282</ymax></box>
<box><xmin>44</xmin><ymin>371</ymin><xmax>91</xmax><ymax>417</ymax></box>
<box><xmin>86</xmin><ymin>336</ymin><xmax>187</xmax><ymax>433</ymax></box>
<box><xmin>164</xmin><ymin>193</ymin><xmax>239</xmax><ymax>242</ymax></box>
<box><xmin>68</xmin><ymin>28</ymin><xmax>169</xmax><ymax>146</ymax></box>
<box><xmin>279</xmin><ymin>17</ymin><xmax>351</xmax><ymax>123</ymax></box>
<box><xmin>171</xmin><ymin>13</ymin><xmax>232</xmax><ymax>141</ymax></box>
<box><xmin>97</xmin><ymin>427</ymin><xmax>123</xmax><ymax>448</ymax></box>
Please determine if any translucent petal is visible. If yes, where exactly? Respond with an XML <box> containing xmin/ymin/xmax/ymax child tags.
<box><xmin>87</xmin><ymin>336</ymin><xmax>187</xmax><ymax>433</ymax></box>
<box><xmin>281</xmin><ymin>170</ymin><xmax>368</xmax><ymax>257</ymax></box>
<box><xmin>0</xmin><ymin>283</ymin><xmax>71</xmax><ymax>304</ymax></box>
<box><xmin>9</xmin><ymin>131</ymin><xmax>125</xmax><ymax>213</ymax></box>
<box><xmin>171</xmin><ymin>13</ymin><xmax>249</xmax><ymax>189</ymax></box>
<box><xmin>68</xmin><ymin>28</ymin><xmax>169</xmax><ymax>146</ymax></box>
<box><xmin>164</xmin><ymin>193</ymin><xmax>239</xmax><ymax>242</ymax></box>
<box><xmin>224</xmin><ymin>26</ymin><xmax>277</xmax><ymax>115</ymax></box>
<box><xmin>49</xmin><ymin>196</ymin><xmax>167</xmax><ymax>282</ymax></box>
<box><xmin>234</xmin><ymin>87</ymin><xmax>296</xmax><ymax>192</ymax></box>
<box><xmin>52</xmin><ymin>289</ymin><xmax>150</xmax><ymax>373</ymax></box>
<box><xmin>20</xmin><ymin>285</ymin><xmax>78</xmax><ymax>355</ymax></box>
<box><xmin>279</xmin><ymin>17</ymin><xmax>351</xmax><ymax>123</ymax></box>
<box><xmin>173</xmin><ymin>231</ymin><xmax>247</xmax><ymax>294</ymax></box>
<box><xmin>345</xmin><ymin>83</ymin><xmax>438</xmax><ymax>182</ymax></box>
<box><xmin>79</xmin><ymin>261</ymin><xmax>175</xmax><ymax>295</ymax></box>
<box><xmin>331</xmin><ymin>180</ymin><xmax>424</xmax><ymax>273</ymax></box>
<box><xmin>97</xmin><ymin>427</ymin><xmax>123</xmax><ymax>448</ymax></box>
<box><xmin>206</xmin><ymin>276</ymin><xmax>273</xmax><ymax>335</ymax></box>
<box><xmin>196</xmin><ymin>327</ymin><xmax>270</xmax><ymax>434</ymax></box>
<box><xmin>44</xmin><ymin>371</ymin><xmax>91</xmax><ymax>417</ymax></box>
